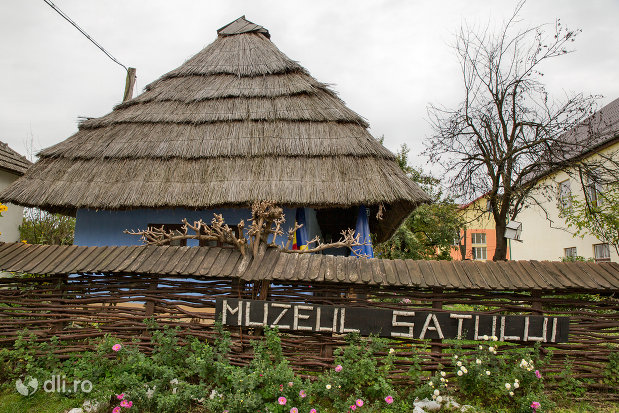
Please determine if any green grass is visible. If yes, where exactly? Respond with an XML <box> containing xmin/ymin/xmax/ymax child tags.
<box><xmin>0</xmin><ymin>389</ymin><xmax>85</xmax><ymax>413</ymax></box>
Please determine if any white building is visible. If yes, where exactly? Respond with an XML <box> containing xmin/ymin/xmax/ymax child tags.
<box><xmin>511</xmin><ymin>98</ymin><xmax>619</xmax><ymax>262</ymax></box>
<box><xmin>0</xmin><ymin>142</ymin><xmax>31</xmax><ymax>242</ymax></box>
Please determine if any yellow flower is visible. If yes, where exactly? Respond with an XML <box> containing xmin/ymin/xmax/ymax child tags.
<box><xmin>21</xmin><ymin>240</ymin><xmax>27</xmax><ymax>244</ymax></box>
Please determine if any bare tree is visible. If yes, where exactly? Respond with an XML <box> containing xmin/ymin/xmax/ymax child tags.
<box><xmin>425</xmin><ymin>1</ymin><xmax>598</xmax><ymax>260</ymax></box>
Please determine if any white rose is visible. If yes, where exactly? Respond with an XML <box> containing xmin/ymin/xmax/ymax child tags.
<box><xmin>509</xmin><ymin>391</ymin><xmax>514</xmax><ymax>396</ymax></box>
<box><xmin>505</xmin><ymin>383</ymin><xmax>511</xmax><ymax>390</ymax></box>
<box><xmin>478</xmin><ymin>345</ymin><xmax>483</xmax><ymax>350</ymax></box>
<box><xmin>389</xmin><ymin>348</ymin><xmax>395</xmax><ymax>354</ymax></box>
<box><xmin>441</xmin><ymin>371</ymin><xmax>446</xmax><ymax>377</ymax></box>
<box><xmin>436</xmin><ymin>396</ymin><xmax>443</xmax><ymax>403</ymax></box>
<box><xmin>326</xmin><ymin>384</ymin><xmax>331</xmax><ymax>389</ymax></box>
<box><xmin>492</xmin><ymin>336</ymin><xmax>498</xmax><ymax>341</ymax></box>
<box><xmin>483</xmin><ymin>335</ymin><xmax>489</xmax><ymax>340</ymax></box>
<box><xmin>457</xmin><ymin>370</ymin><xmax>463</xmax><ymax>376</ymax></box>
<box><xmin>489</xmin><ymin>347</ymin><xmax>495</xmax><ymax>353</ymax></box>
<box><xmin>486</xmin><ymin>370</ymin><xmax>491</xmax><ymax>376</ymax></box>
<box><xmin>476</xmin><ymin>359</ymin><xmax>482</xmax><ymax>365</ymax></box>
<box><xmin>434</xmin><ymin>389</ymin><xmax>440</xmax><ymax>396</ymax></box>
<box><xmin>514</xmin><ymin>382</ymin><xmax>520</xmax><ymax>389</ymax></box>
<box><xmin>457</xmin><ymin>361</ymin><xmax>462</xmax><ymax>367</ymax></box>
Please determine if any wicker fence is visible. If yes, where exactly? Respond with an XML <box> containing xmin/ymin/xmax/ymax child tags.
<box><xmin>0</xmin><ymin>272</ymin><xmax>617</xmax><ymax>396</ymax></box>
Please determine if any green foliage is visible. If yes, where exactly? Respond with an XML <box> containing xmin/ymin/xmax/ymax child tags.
<box><xmin>19</xmin><ymin>208</ymin><xmax>75</xmax><ymax>245</ymax></box>
<box><xmin>561</xmin><ymin>183</ymin><xmax>619</xmax><ymax>255</ymax></box>
<box><xmin>603</xmin><ymin>350</ymin><xmax>619</xmax><ymax>388</ymax></box>
<box><xmin>447</xmin><ymin>342</ymin><xmax>554</xmax><ymax>413</ymax></box>
<box><xmin>557</xmin><ymin>357</ymin><xmax>590</xmax><ymax>398</ymax></box>
<box><xmin>560</xmin><ymin>255</ymin><xmax>594</xmax><ymax>262</ymax></box>
<box><xmin>376</xmin><ymin>144</ymin><xmax>465</xmax><ymax>260</ymax></box>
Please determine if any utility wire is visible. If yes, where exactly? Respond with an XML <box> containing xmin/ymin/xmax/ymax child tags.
<box><xmin>42</xmin><ymin>0</ymin><xmax>128</xmax><ymax>71</ymax></box>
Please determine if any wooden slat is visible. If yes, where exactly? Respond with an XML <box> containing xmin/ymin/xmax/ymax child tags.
<box><xmin>294</xmin><ymin>253</ymin><xmax>312</xmax><ymax>282</ymax></box>
<box><xmin>405</xmin><ymin>260</ymin><xmax>426</xmax><ymax>288</ymax></box>
<box><xmin>125</xmin><ymin>246</ymin><xmax>160</xmax><ymax>273</ymax></box>
<box><xmin>112</xmin><ymin>246</ymin><xmax>146</xmax><ymax>272</ymax></box>
<box><xmin>529</xmin><ymin>261</ymin><xmax>574</xmax><ymax>289</ymax></box>
<box><xmin>484</xmin><ymin>261</ymin><xmax>514</xmax><ymax>290</ymax></box>
<box><xmin>392</xmin><ymin>259</ymin><xmax>411</xmax><ymax>286</ymax></box>
<box><xmin>195</xmin><ymin>248</ymin><xmax>222</xmax><ymax>276</ymax></box>
<box><xmin>561</xmin><ymin>262</ymin><xmax>601</xmax><ymax>289</ymax></box>
<box><xmin>306</xmin><ymin>253</ymin><xmax>323</xmax><ymax>283</ymax></box>
<box><xmin>335</xmin><ymin>256</ymin><xmax>347</xmax><ymax>283</ymax></box>
<box><xmin>180</xmin><ymin>247</ymin><xmax>210</xmax><ymax>275</ymax></box>
<box><xmin>426</xmin><ymin>261</ymin><xmax>449</xmax><ymax>288</ymax></box>
<box><xmin>358</xmin><ymin>257</ymin><xmax>373</xmax><ymax>284</ymax></box>
<box><xmin>158</xmin><ymin>247</ymin><xmax>190</xmax><ymax>274</ymax></box>
<box><xmin>574</xmin><ymin>262</ymin><xmax>613</xmax><ymax>290</ymax></box>
<box><xmin>0</xmin><ymin>242</ymin><xmax>26</xmax><ymax>261</ymax></box>
<box><xmin>516</xmin><ymin>260</ymin><xmax>552</xmax><ymax>290</ymax></box>
<box><xmin>207</xmin><ymin>248</ymin><xmax>231</xmax><ymax>276</ymax></box>
<box><xmin>346</xmin><ymin>257</ymin><xmax>361</xmax><ymax>284</ymax></box>
<box><xmin>496</xmin><ymin>261</ymin><xmax>534</xmax><ymax>289</ymax></box>
<box><xmin>473</xmin><ymin>261</ymin><xmax>501</xmax><ymax>289</ymax></box>
<box><xmin>2</xmin><ymin>244</ymin><xmax>42</xmax><ymax>270</ymax></box>
<box><xmin>369</xmin><ymin>258</ymin><xmax>384</xmax><ymax>285</ymax></box>
<box><xmin>269</xmin><ymin>252</ymin><xmax>289</xmax><ymax>281</ymax></box>
<box><xmin>38</xmin><ymin>246</ymin><xmax>82</xmax><ymax>274</ymax></box>
<box><xmin>593</xmin><ymin>263</ymin><xmax>619</xmax><ymax>288</ymax></box>
<box><xmin>460</xmin><ymin>261</ymin><xmax>490</xmax><ymax>289</ymax></box>
<box><xmin>20</xmin><ymin>245</ymin><xmax>58</xmax><ymax>273</ymax></box>
<box><xmin>48</xmin><ymin>246</ymin><xmax>89</xmax><ymax>274</ymax></box>
<box><xmin>140</xmin><ymin>246</ymin><xmax>172</xmax><ymax>273</ymax></box>
<box><xmin>221</xmin><ymin>251</ymin><xmax>243</xmax><ymax>277</ymax></box>
<box><xmin>322</xmin><ymin>255</ymin><xmax>336</xmax><ymax>282</ymax></box>
<box><xmin>382</xmin><ymin>258</ymin><xmax>398</xmax><ymax>286</ymax></box>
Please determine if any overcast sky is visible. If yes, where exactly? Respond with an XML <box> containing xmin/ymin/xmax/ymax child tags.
<box><xmin>1</xmin><ymin>0</ymin><xmax>618</xmax><ymax>169</ymax></box>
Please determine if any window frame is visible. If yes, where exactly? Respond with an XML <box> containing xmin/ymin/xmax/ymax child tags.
<box><xmin>593</xmin><ymin>243</ymin><xmax>611</xmax><ymax>262</ymax></box>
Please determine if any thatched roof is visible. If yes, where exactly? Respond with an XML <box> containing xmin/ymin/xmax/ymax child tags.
<box><xmin>0</xmin><ymin>16</ymin><xmax>430</xmax><ymax>241</ymax></box>
<box><xmin>0</xmin><ymin>142</ymin><xmax>31</xmax><ymax>176</ymax></box>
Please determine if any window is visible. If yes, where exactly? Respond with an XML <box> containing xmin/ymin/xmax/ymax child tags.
<box><xmin>564</xmin><ymin>247</ymin><xmax>577</xmax><ymax>258</ymax></box>
<box><xmin>594</xmin><ymin>243</ymin><xmax>611</xmax><ymax>262</ymax></box>
<box><xmin>471</xmin><ymin>233</ymin><xmax>486</xmax><ymax>245</ymax></box>
<box><xmin>558</xmin><ymin>180</ymin><xmax>571</xmax><ymax>210</ymax></box>
<box><xmin>472</xmin><ymin>247</ymin><xmax>487</xmax><ymax>260</ymax></box>
<box><xmin>585</xmin><ymin>173</ymin><xmax>604</xmax><ymax>207</ymax></box>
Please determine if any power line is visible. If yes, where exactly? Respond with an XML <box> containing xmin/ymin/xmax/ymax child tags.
<box><xmin>42</xmin><ymin>0</ymin><xmax>128</xmax><ymax>72</ymax></box>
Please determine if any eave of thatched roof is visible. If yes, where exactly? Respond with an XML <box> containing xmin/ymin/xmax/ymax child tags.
<box><xmin>0</xmin><ymin>142</ymin><xmax>31</xmax><ymax>176</ymax></box>
<box><xmin>0</xmin><ymin>16</ymin><xmax>431</xmax><ymax>241</ymax></box>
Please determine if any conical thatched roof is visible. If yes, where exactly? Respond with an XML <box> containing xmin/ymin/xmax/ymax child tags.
<box><xmin>0</xmin><ymin>16</ymin><xmax>430</xmax><ymax>241</ymax></box>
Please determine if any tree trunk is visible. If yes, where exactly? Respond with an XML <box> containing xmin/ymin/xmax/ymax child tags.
<box><xmin>493</xmin><ymin>221</ymin><xmax>508</xmax><ymax>261</ymax></box>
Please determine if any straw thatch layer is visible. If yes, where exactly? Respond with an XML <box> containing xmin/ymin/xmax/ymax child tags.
<box><xmin>131</xmin><ymin>72</ymin><xmax>330</xmax><ymax>103</ymax></box>
<box><xmin>41</xmin><ymin>122</ymin><xmax>391</xmax><ymax>159</ymax></box>
<box><xmin>81</xmin><ymin>92</ymin><xmax>367</xmax><ymax>128</ymax></box>
<box><xmin>4</xmin><ymin>156</ymin><xmax>425</xmax><ymax>208</ymax></box>
<box><xmin>1</xmin><ymin>17</ymin><xmax>430</xmax><ymax>241</ymax></box>
<box><xmin>159</xmin><ymin>33</ymin><xmax>305</xmax><ymax>78</ymax></box>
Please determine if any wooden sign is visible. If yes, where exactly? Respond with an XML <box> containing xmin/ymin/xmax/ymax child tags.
<box><xmin>215</xmin><ymin>298</ymin><xmax>569</xmax><ymax>343</ymax></box>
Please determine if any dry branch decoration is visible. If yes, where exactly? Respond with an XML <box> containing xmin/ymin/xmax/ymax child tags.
<box><xmin>124</xmin><ymin>201</ymin><xmax>370</xmax><ymax>259</ymax></box>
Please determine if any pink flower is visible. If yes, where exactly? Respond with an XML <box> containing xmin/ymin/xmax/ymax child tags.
<box><xmin>290</xmin><ymin>408</ymin><xmax>298</xmax><ymax>413</ymax></box>
<box><xmin>350</xmin><ymin>405</ymin><xmax>356</xmax><ymax>411</ymax></box>
<box><xmin>310</xmin><ymin>410</ymin><xmax>317</xmax><ymax>413</ymax></box>
<box><xmin>356</xmin><ymin>399</ymin><xmax>363</xmax><ymax>407</ymax></box>
<box><xmin>120</xmin><ymin>399</ymin><xmax>132</xmax><ymax>408</ymax></box>
<box><xmin>288</xmin><ymin>381</ymin><xmax>294</xmax><ymax>387</ymax></box>
<box><xmin>112</xmin><ymin>407</ymin><xmax>121</xmax><ymax>413</ymax></box>
<box><xmin>385</xmin><ymin>395</ymin><xmax>394</xmax><ymax>404</ymax></box>
<box><xmin>535</xmin><ymin>370</ymin><xmax>542</xmax><ymax>379</ymax></box>
<box><xmin>335</xmin><ymin>364</ymin><xmax>343</xmax><ymax>372</ymax></box>
<box><xmin>112</xmin><ymin>344</ymin><xmax>122</xmax><ymax>352</ymax></box>
<box><xmin>278</xmin><ymin>396</ymin><xmax>287</xmax><ymax>405</ymax></box>
<box><xmin>126</xmin><ymin>401</ymin><xmax>133</xmax><ymax>408</ymax></box>
<box><xmin>299</xmin><ymin>390</ymin><xmax>307</xmax><ymax>398</ymax></box>
<box><xmin>531</xmin><ymin>401</ymin><xmax>541</xmax><ymax>410</ymax></box>
<box><xmin>116</xmin><ymin>393</ymin><xmax>125</xmax><ymax>400</ymax></box>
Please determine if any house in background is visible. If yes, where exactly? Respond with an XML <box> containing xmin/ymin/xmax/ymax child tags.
<box><xmin>450</xmin><ymin>194</ymin><xmax>510</xmax><ymax>262</ymax></box>
<box><xmin>0</xmin><ymin>142</ymin><xmax>31</xmax><ymax>242</ymax></box>
<box><xmin>0</xmin><ymin>17</ymin><xmax>429</xmax><ymax>252</ymax></box>
<box><xmin>454</xmin><ymin>98</ymin><xmax>619</xmax><ymax>263</ymax></box>
<box><xmin>510</xmin><ymin>97</ymin><xmax>619</xmax><ymax>263</ymax></box>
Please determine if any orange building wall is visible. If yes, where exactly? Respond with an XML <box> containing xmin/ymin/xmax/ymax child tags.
<box><xmin>450</xmin><ymin>228</ymin><xmax>510</xmax><ymax>261</ymax></box>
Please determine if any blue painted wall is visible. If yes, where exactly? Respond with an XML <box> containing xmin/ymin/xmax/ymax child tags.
<box><xmin>74</xmin><ymin>207</ymin><xmax>321</xmax><ymax>247</ymax></box>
